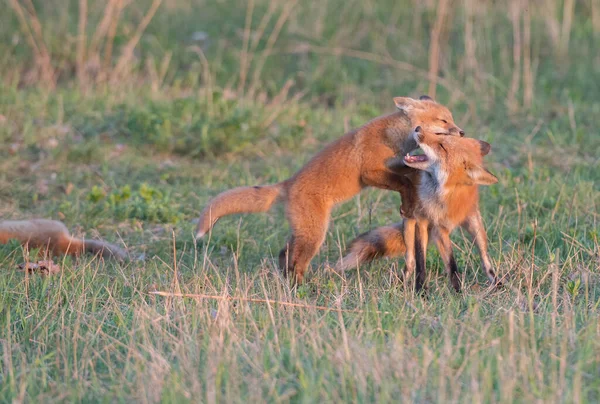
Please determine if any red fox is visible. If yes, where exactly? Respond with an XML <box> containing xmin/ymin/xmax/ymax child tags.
<box><xmin>196</xmin><ymin>96</ymin><xmax>465</xmax><ymax>283</ymax></box>
<box><xmin>0</xmin><ymin>219</ymin><xmax>127</xmax><ymax>261</ymax></box>
<box><xmin>337</xmin><ymin>126</ymin><xmax>499</xmax><ymax>292</ymax></box>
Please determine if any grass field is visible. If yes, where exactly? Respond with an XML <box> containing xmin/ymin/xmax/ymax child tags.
<box><xmin>1</xmin><ymin>0</ymin><xmax>599</xmax><ymax>402</ymax></box>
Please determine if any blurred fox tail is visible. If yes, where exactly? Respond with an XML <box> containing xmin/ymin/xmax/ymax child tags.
<box><xmin>196</xmin><ymin>182</ymin><xmax>286</xmax><ymax>238</ymax></box>
<box><xmin>336</xmin><ymin>221</ymin><xmax>406</xmax><ymax>271</ymax></box>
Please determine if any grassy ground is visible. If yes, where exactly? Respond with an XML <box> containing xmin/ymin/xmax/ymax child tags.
<box><xmin>1</xmin><ymin>0</ymin><xmax>599</xmax><ymax>402</ymax></box>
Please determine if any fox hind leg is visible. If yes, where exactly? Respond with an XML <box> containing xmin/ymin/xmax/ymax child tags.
<box><xmin>289</xmin><ymin>233</ymin><xmax>325</xmax><ymax>284</ymax></box>
<box><xmin>286</xmin><ymin>199</ymin><xmax>330</xmax><ymax>284</ymax></box>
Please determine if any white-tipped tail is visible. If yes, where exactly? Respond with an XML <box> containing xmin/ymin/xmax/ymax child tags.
<box><xmin>335</xmin><ymin>252</ymin><xmax>359</xmax><ymax>272</ymax></box>
<box><xmin>196</xmin><ymin>183</ymin><xmax>285</xmax><ymax>237</ymax></box>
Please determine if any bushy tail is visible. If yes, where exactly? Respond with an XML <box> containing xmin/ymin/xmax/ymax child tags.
<box><xmin>336</xmin><ymin>221</ymin><xmax>406</xmax><ymax>271</ymax></box>
<box><xmin>196</xmin><ymin>183</ymin><xmax>286</xmax><ymax>238</ymax></box>
<box><xmin>80</xmin><ymin>239</ymin><xmax>128</xmax><ymax>261</ymax></box>
<box><xmin>0</xmin><ymin>219</ymin><xmax>127</xmax><ymax>261</ymax></box>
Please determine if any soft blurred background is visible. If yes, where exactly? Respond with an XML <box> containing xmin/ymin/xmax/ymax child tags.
<box><xmin>0</xmin><ymin>1</ymin><xmax>599</xmax><ymax>402</ymax></box>
<box><xmin>2</xmin><ymin>0</ymin><xmax>599</xmax><ymax>119</ymax></box>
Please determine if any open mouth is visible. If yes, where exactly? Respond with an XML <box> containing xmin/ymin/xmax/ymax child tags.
<box><xmin>404</xmin><ymin>149</ymin><xmax>429</xmax><ymax>164</ymax></box>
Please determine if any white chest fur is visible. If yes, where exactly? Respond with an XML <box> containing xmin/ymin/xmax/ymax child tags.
<box><xmin>417</xmin><ymin>172</ymin><xmax>451</xmax><ymax>229</ymax></box>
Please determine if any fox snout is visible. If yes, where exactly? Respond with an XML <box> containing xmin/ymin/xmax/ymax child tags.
<box><xmin>413</xmin><ymin>125</ymin><xmax>423</xmax><ymax>142</ymax></box>
<box><xmin>451</xmin><ymin>127</ymin><xmax>466</xmax><ymax>137</ymax></box>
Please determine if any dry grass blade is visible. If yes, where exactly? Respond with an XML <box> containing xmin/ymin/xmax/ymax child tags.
<box><xmin>237</xmin><ymin>0</ymin><xmax>255</xmax><ymax>97</ymax></box>
<box><xmin>247</xmin><ymin>0</ymin><xmax>299</xmax><ymax>99</ymax></box>
<box><xmin>88</xmin><ymin>0</ymin><xmax>119</xmax><ymax>54</ymax></box>
<box><xmin>146</xmin><ymin>52</ymin><xmax>171</xmax><ymax>93</ymax></box>
<box><xmin>7</xmin><ymin>0</ymin><xmax>55</xmax><ymax>88</ymax></box>
<box><xmin>428</xmin><ymin>0</ymin><xmax>450</xmax><ymax>99</ymax></box>
<box><xmin>149</xmin><ymin>291</ymin><xmax>392</xmax><ymax>314</ymax></box>
<box><xmin>7</xmin><ymin>0</ymin><xmax>40</xmax><ymax>55</ymax></box>
<box><xmin>246</xmin><ymin>0</ymin><xmax>279</xmax><ymax>67</ymax></box>
<box><xmin>593</xmin><ymin>0</ymin><xmax>600</xmax><ymax>36</ymax></box>
<box><xmin>0</xmin><ymin>1</ymin><xmax>598</xmax><ymax>401</ymax></box>
<box><xmin>507</xmin><ymin>0</ymin><xmax>522</xmax><ymax>113</ymax></box>
<box><xmin>543</xmin><ymin>0</ymin><xmax>560</xmax><ymax>48</ymax></box>
<box><xmin>112</xmin><ymin>0</ymin><xmax>163</xmax><ymax>82</ymax></box>
<box><xmin>103</xmin><ymin>0</ymin><xmax>125</xmax><ymax>75</ymax></box>
<box><xmin>284</xmin><ymin>44</ymin><xmax>467</xmax><ymax>102</ymax></box>
<box><xmin>523</xmin><ymin>0</ymin><xmax>534</xmax><ymax>108</ymax></box>
<box><xmin>560</xmin><ymin>0</ymin><xmax>575</xmax><ymax>56</ymax></box>
<box><xmin>261</xmin><ymin>78</ymin><xmax>307</xmax><ymax>128</ymax></box>
<box><xmin>463</xmin><ymin>0</ymin><xmax>478</xmax><ymax>77</ymax></box>
<box><xmin>77</xmin><ymin>0</ymin><xmax>88</xmax><ymax>87</ymax></box>
<box><xmin>188</xmin><ymin>45</ymin><xmax>214</xmax><ymax>117</ymax></box>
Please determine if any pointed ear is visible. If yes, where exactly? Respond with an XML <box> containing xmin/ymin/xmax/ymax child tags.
<box><xmin>468</xmin><ymin>166</ymin><xmax>498</xmax><ymax>186</ymax></box>
<box><xmin>393</xmin><ymin>97</ymin><xmax>419</xmax><ymax>113</ymax></box>
<box><xmin>419</xmin><ymin>95</ymin><xmax>434</xmax><ymax>101</ymax></box>
<box><xmin>478</xmin><ymin>140</ymin><xmax>491</xmax><ymax>156</ymax></box>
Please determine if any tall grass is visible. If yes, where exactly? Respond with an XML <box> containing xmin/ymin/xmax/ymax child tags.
<box><xmin>0</xmin><ymin>0</ymin><xmax>599</xmax><ymax>402</ymax></box>
<box><xmin>3</xmin><ymin>0</ymin><xmax>597</xmax><ymax>112</ymax></box>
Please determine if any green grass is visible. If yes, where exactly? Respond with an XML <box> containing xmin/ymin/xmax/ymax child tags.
<box><xmin>1</xmin><ymin>0</ymin><xmax>599</xmax><ymax>402</ymax></box>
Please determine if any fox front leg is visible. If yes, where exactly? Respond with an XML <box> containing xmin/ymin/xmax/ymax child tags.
<box><xmin>461</xmin><ymin>212</ymin><xmax>501</xmax><ymax>286</ymax></box>
<box><xmin>362</xmin><ymin>167</ymin><xmax>417</xmax><ymax>218</ymax></box>
<box><xmin>433</xmin><ymin>228</ymin><xmax>462</xmax><ymax>292</ymax></box>
<box><xmin>413</xmin><ymin>219</ymin><xmax>430</xmax><ymax>293</ymax></box>
<box><xmin>385</xmin><ymin>156</ymin><xmax>418</xmax><ymax>219</ymax></box>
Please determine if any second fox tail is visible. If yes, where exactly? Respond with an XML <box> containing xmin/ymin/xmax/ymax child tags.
<box><xmin>336</xmin><ymin>221</ymin><xmax>406</xmax><ymax>271</ymax></box>
<box><xmin>196</xmin><ymin>183</ymin><xmax>286</xmax><ymax>238</ymax></box>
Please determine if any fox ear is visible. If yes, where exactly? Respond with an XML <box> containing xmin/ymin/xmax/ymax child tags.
<box><xmin>419</xmin><ymin>95</ymin><xmax>434</xmax><ymax>101</ymax></box>
<box><xmin>468</xmin><ymin>166</ymin><xmax>498</xmax><ymax>186</ymax></box>
<box><xmin>478</xmin><ymin>140</ymin><xmax>491</xmax><ymax>156</ymax></box>
<box><xmin>394</xmin><ymin>97</ymin><xmax>419</xmax><ymax>112</ymax></box>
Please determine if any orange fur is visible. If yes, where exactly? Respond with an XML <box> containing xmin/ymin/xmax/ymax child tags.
<box><xmin>339</xmin><ymin>127</ymin><xmax>499</xmax><ymax>291</ymax></box>
<box><xmin>197</xmin><ymin>96</ymin><xmax>464</xmax><ymax>283</ymax></box>
<box><xmin>0</xmin><ymin>219</ymin><xmax>127</xmax><ymax>261</ymax></box>
<box><xmin>342</xmin><ymin>222</ymin><xmax>407</xmax><ymax>270</ymax></box>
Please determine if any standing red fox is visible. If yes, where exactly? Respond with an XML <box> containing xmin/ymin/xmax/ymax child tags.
<box><xmin>196</xmin><ymin>96</ymin><xmax>465</xmax><ymax>283</ymax></box>
<box><xmin>0</xmin><ymin>219</ymin><xmax>127</xmax><ymax>261</ymax></box>
<box><xmin>338</xmin><ymin>126</ymin><xmax>499</xmax><ymax>292</ymax></box>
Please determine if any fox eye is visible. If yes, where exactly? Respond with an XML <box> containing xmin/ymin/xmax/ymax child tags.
<box><xmin>439</xmin><ymin>143</ymin><xmax>448</xmax><ymax>153</ymax></box>
<box><xmin>440</xmin><ymin>119</ymin><xmax>448</xmax><ymax>124</ymax></box>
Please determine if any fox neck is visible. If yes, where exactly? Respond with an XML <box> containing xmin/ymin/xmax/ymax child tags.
<box><xmin>418</xmin><ymin>170</ymin><xmax>445</xmax><ymax>207</ymax></box>
<box><xmin>417</xmin><ymin>166</ymin><xmax>475</xmax><ymax>228</ymax></box>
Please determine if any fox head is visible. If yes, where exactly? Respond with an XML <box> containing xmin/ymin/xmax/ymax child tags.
<box><xmin>403</xmin><ymin>126</ymin><xmax>498</xmax><ymax>186</ymax></box>
<box><xmin>394</xmin><ymin>95</ymin><xmax>465</xmax><ymax>137</ymax></box>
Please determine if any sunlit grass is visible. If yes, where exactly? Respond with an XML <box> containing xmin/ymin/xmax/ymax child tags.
<box><xmin>1</xmin><ymin>0</ymin><xmax>599</xmax><ymax>401</ymax></box>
